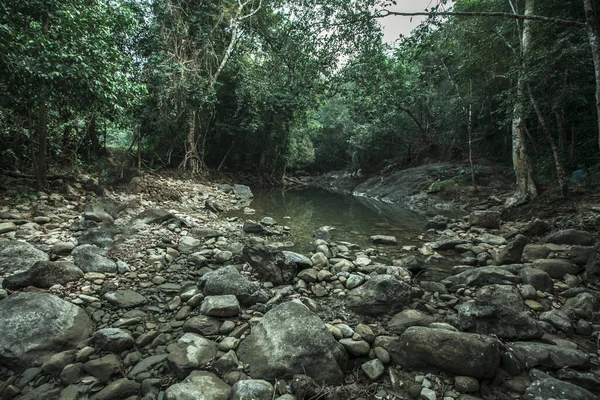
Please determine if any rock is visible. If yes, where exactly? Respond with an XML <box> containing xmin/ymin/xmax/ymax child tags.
<box><xmin>90</xmin><ymin>378</ymin><xmax>140</xmax><ymax>400</ymax></box>
<box><xmin>76</xmin><ymin>227</ymin><xmax>117</xmax><ymax>248</ymax></box>
<box><xmin>496</xmin><ymin>234</ymin><xmax>529</xmax><ymax>265</ymax></box>
<box><xmin>50</xmin><ymin>241</ymin><xmax>75</xmax><ymax>255</ymax></box>
<box><xmin>243</xmin><ymin>220</ymin><xmax>271</xmax><ymax>234</ymax></box>
<box><xmin>430</xmin><ymin>237</ymin><xmax>467</xmax><ymax>251</ymax></box>
<box><xmin>371</xmin><ymin>235</ymin><xmax>397</xmax><ymax>245</ymax></box>
<box><xmin>562</xmin><ymin>293</ymin><xmax>597</xmax><ymax>320</ymax></box>
<box><xmin>72</xmin><ymin>244</ymin><xmax>117</xmax><ymax>273</ymax></box>
<box><xmin>446</xmin><ymin>266</ymin><xmax>521</xmax><ymax>287</ymax></box>
<box><xmin>477</xmin><ymin>233</ymin><xmax>507</xmax><ymax>246</ymax></box>
<box><xmin>539</xmin><ymin>310</ymin><xmax>573</xmax><ymax>333</ymax></box>
<box><xmin>237</xmin><ymin>301</ymin><xmax>348</xmax><ymax>384</ymax></box>
<box><xmin>458</xmin><ymin>284</ymin><xmax>544</xmax><ymax>340</ymax></box>
<box><xmin>524</xmin><ymin>377</ymin><xmax>596</xmax><ymax>400</ymax></box>
<box><xmin>94</xmin><ymin>328</ymin><xmax>134</xmax><ymax>353</ymax></box>
<box><xmin>388</xmin><ymin>309</ymin><xmax>435</xmax><ymax>333</ymax></box>
<box><xmin>200</xmin><ymin>295</ymin><xmax>240</xmax><ymax>317</ymax></box>
<box><xmin>283</xmin><ymin>251</ymin><xmax>313</xmax><ymax>270</ymax></box>
<box><xmin>507</xmin><ymin>342</ymin><xmax>591</xmax><ymax>370</ymax></box>
<box><xmin>290</xmin><ymin>374</ymin><xmax>320</xmax><ymax>399</ymax></box>
<box><xmin>388</xmin><ymin>326</ymin><xmax>502</xmax><ymax>378</ymax></box>
<box><xmin>518</xmin><ymin>267</ymin><xmax>553</xmax><ymax>292</ymax></box>
<box><xmin>231</xmin><ymin>380</ymin><xmax>273</xmax><ymax>400</ymax></box>
<box><xmin>41</xmin><ymin>349</ymin><xmax>76</xmax><ymax>377</ymax></box>
<box><xmin>134</xmin><ymin>209</ymin><xmax>175</xmax><ymax>224</ymax></box>
<box><xmin>346</xmin><ymin>274</ymin><xmax>412</xmax><ymax>316</ymax></box>
<box><xmin>128</xmin><ymin>354</ymin><xmax>168</xmax><ymax>377</ymax></box>
<box><xmin>167</xmin><ymin>334</ymin><xmax>217</xmax><ymax>379</ymax></box>
<box><xmin>521</xmin><ymin>219</ymin><xmax>551</xmax><ymax>236</ymax></box>
<box><xmin>233</xmin><ymin>184</ymin><xmax>254</xmax><ymax>197</ymax></box>
<box><xmin>0</xmin><ymin>292</ymin><xmax>93</xmax><ymax>371</ymax></box>
<box><xmin>104</xmin><ymin>290</ymin><xmax>146</xmax><ymax>308</ymax></box>
<box><xmin>542</xmin><ymin>229</ymin><xmax>594</xmax><ymax>246</ymax></box>
<box><xmin>200</xmin><ymin>265</ymin><xmax>268</xmax><ymax>307</ymax></box>
<box><xmin>568</xmin><ymin>246</ymin><xmax>595</xmax><ymax>265</ymax></box>
<box><xmin>469</xmin><ymin>211</ymin><xmax>501</xmax><ymax>229</ymax></box>
<box><xmin>183</xmin><ymin>315</ymin><xmax>223</xmax><ymax>337</ymax></box>
<box><xmin>165</xmin><ymin>371</ymin><xmax>231</xmax><ymax>400</ymax></box>
<box><xmin>83</xmin><ymin>354</ymin><xmax>122</xmax><ymax>382</ymax></box>
<box><xmin>522</xmin><ymin>244</ymin><xmax>551</xmax><ymax>263</ymax></box>
<box><xmin>83</xmin><ymin>202</ymin><xmax>115</xmax><ymax>224</ymax></box>
<box><xmin>361</xmin><ymin>359</ymin><xmax>385</xmax><ymax>380</ymax></box>
<box><xmin>454</xmin><ymin>376</ymin><xmax>480</xmax><ymax>393</ymax></box>
<box><xmin>0</xmin><ymin>221</ymin><xmax>17</xmax><ymax>233</ymax></box>
<box><xmin>532</xmin><ymin>259</ymin><xmax>580</xmax><ymax>279</ymax></box>
<box><xmin>426</xmin><ymin>215</ymin><xmax>449</xmax><ymax>230</ymax></box>
<box><xmin>178</xmin><ymin>236</ymin><xmax>201</xmax><ymax>253</ymax></box>
<box><xmin>393</xmin><ymin>255</ymin><xmax>424</xmax><ymax>272</ymax></box>
<box><xmin>0</xmin><ymin>239</ymin><xmax>49</xmax><ymax>274</ymax></box>
<box><xmin>339</xmin><ymin>338</ymin><xmax>370</xmax><ymax>356</ymax></box>
<box><xmin>3</xmin><ymin>261</ymin><xmax>83</xmax><ymax>290</ymax></box>
<box><xmin>243</xmin><ymin>244</ymin><xmax>297</xmax><ymax>285</ymax></box>
<box><xmin>311</xmin><ymin>252</ymin><xmax>329</xmax><ymax>269</ymax></box>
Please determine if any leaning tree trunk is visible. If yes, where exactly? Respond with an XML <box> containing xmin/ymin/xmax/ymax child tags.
<box><xmin>506</xmin><ymin>0</ymin><xmax>538</xmax><ymax>207</ymax></box>
<box><xmin>583</xmin><ymin>0</ymin><xmax>600</xmax><ymax>150</ymax></box>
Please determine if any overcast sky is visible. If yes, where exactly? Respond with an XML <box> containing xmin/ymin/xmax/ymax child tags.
<box><xmin>379</xmin><ymin>0</ymin><xmax>454</xmax><ymax>44</ymax></box>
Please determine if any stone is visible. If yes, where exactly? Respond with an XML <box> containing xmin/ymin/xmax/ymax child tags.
<box><xmin>179</xmin><ymin>236</ymin><xmax>201</xmax><ymax>253</ymax></box>
<box><xmin>562</xmin><ymin>293</ymin><xmax>597</xmax><ymax>320</ymax></box>
<box><xmin>568</xmin><ymin>246</ymin><xmax>595</xmax><ymax>265</ymax></box>
<box><xmin>518</xmin><ymin>267</ymin><xmax>553</xmax><ymax>292</ymax></box>
<box><xmin>496</xmin><ymin>234</ymin><xmax>529</xmax><ymax>265</ymax></box>
<box><xmin>94</xmin><ymin>328</ymin><xmax>134</xmax><ymax>353</ymax></box>
<box><xmin>355</xmin><ymin>324</ymin><xmax>375</xmax><ymax>343</ymax></box>
<box><xmin>134</xmin><ymin>209</ymin><xmax>175</xmax><ymax>224</ymax></box>
<box><xmin>42</xmin><ymin>349</ymin><xmax>76</xmax><ymax>377</ymax></box>
<box><xmin>167</xmin><ymin>334</ymin><xmax>217</xmax><ymax>379</ymax></box>
<box><xmin>72</xmin><ymin>244</ymin><xmax>117</xmax><ymax>273</ymax></box>
<box><xmin>339</xmin><ymin>339</ymin><xmax>370</xmax><ymax>357</ymax></box>
<box><xmin>104</xmin><ymin>290</ymin><xmax>146</xmax><ymax>308</ymax></box>
<box><xmin>457</xmin><ymin>285</ymin><xmax>544</xmax><ymax>340</ymax></box>
<box><xmin>532</xmin><ymin>259</ymin><xmax>580</xmax><ymax>279</ymax></box>
<box><xmin>371</xmin><ymin>235</ymin><xmax>397</xmax><ymax>245</ymax></box>
<box><xmin>283</xmin><ymin>251</ymin><xmax>313</xmax><ymax>270</ymax></box>
<box><xmin>469</xmin><ymin>211</ymin><xmax>501</xmax><ymax>229</ymax></box>
<box><xmin>0</xmin><ymin>239</ymin><xmax>49</xmax><ymax>274</ymax></box>
<box><xmin>522</xmin><ymin>244</ymin><xmax>551</xmax><ymax>263</ymax></box>
<box><xmin>183</xmin><ymin>315</ymin><xmax>222</xmax><ymax>337</ymax></box>
<box><xmin>455</xmin><ymin>376</ymin><xmax>480</xmax><ymax>393</ymax></box>
<box><xmin>290</xmin><ymin>374</ymin><xmax>320</xmax><ymax>399</ymax></box>
<box><xmin>128</xmin><ymin>354</ymin><xmax>168</xmax><ymax>377</ymax></box>
<box><xmin>297</xmin><ymin>268</ymin><xmax>318</xmax><ymax>283</ymax></box>
<box><xmin>83</xmin><ymin>354</ymin><xmax>122</xmax><ymax>382</ymax></box>
<box><xmin>521</xmin><ymin>219</ymin><xmax>551</xmax><ymax>236</ymax></box>
<box><xmin>542</xmin><ymin>229</ymin><xmax>594</xmax><ymax>246</ymax></box>
<box><xmin>311</xmin><ymin>252</ymin><xmax>329</xmax><ymax>269</ymax></box>
<box><xmin>83</xmin><ymin>202</ymin><xmax>114</xmax><ymax>224</ymax></box>
<box><xmin>3</xmin><ymin>261</ymin><xmax>83</xmax><ymax>290</ymax></box>
<box><xmin>243</xmin><ymin>244</ymin><xmax>297</xmax><ymax>285</ymax></box>
<box><xmin>539</xmin><ymin>310</ymin><xmax>573</xmax><ymax>334</ymax></box>
<box><xmin>0</xmin><ymin>221</ymin><xmax>16</xmax><ymax>233</ymax></box>
<box><xmin>346</xmin><ymin>275</ymin><xmax>412</xmax><ymax>316</ymax></box>
<box><xmin>0</xmin><ymin>292</ymin><xmax>93</xmax><ymax>371</ymax></box>
<box><xmin>507</xmin><ymin>342</ymin><xmax>591</xmax><ymax>370</ymax></box>
<box><xmin>446</xmin><ymin>266</ymin><xmax>521</xmax><ymax>288</ymax></box>
<box><xmin>201</xmin><ymin>265</ymin><xmax>268</xmax><ymax>307</ymax></box>
<box><xmin>388</xmin><ymin>309</ymin><xmax>435</xmax><ymax>333</ymax></box>
<box><xmin>524</xmin><ymin>377</ymin><xmax>596</xmax><ymax>400</ymax></box>
<box><xmin>430</xmin><ymin>237</ymin><xmax>467</xmax><ymax>251</ymax></box>
<box><xmin>237</xmin><ymin>301</ymin><xmax>348</xmax><ymax>384</ymax></box>
<box><xmin>165</xmin><ymin>371</ymin><xmax>231</xmax><ymax>400</ymax></box>
<box><xmin>233</xmin><ymin>184</ymin><xmax>254</xmax><ymax>197</ymax></box>
<box><xmin>388</xmin><ymin>326</ymin><xmax>502</xmax><ymax>378</ymax></box>
<box><xmin>50</xmin><ymin>241</ymin><xmax>76</xmax><ymax>255</ymax></box>
<box><xmin>214</xmin><ymin>350</ymin><xmax>240</xmax><ymax>375</ymax></box>
<box><xmin>361</xmin><ymin>359</ymin><xmax>385</xmax><ymax>380</ymax></box>
<box><xmin>200</xmin><ymin>295</ymin><xmax>240</xmax><ymax>317</ymax></box>
<box><xmin>231</xmin><ymin>380</ymin><xmax>274</xmax><ymax>400</ymax></box>
<box><xmin>76</xmin><ymin>227</ymin><xmax>116</xmax><ymax>248</ymax></box>
<box><xmin>393</xmin><ymin>255</ymin><xmax>424</xmax><ymax>272</ymax></box>
<box><xmin>477</xmin><ymin>233</ymin><xmax>507</xmax><ymax>246</ymax></box>
<box><xmin>90</xmin><ymin>378</ymin><xmax>140</xmax><ymax>400</ymax></box>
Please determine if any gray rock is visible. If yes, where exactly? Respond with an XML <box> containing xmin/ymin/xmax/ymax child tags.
<box><xmin>0</xmin><ymin>292</ymin><xmax>93</xmax><ymax>371</ymax></box>
<box><xmin>469</xmin><ymin>211</ymin><xmax>501</xmax><ymax>229</ymax></box>
<box><xmin>0</xmin><ymin>221</ymin><xmax>16</xmax><ymax>233</ymax></box>
<box><xmin>568</xmin><ymin>246</ymin><xmax>595</xmax><ymax>265</ymax></box>
<box><xmin>532</xmin><ymin>259</ymin><xmax>580</xmax><ymax>279</ymax></box>
<box><xmin>524</xmin><ymin>377</ymin><xmax>596</xmax><ymax>400</ymax></box>
<box><xmin>167</xmin><ymin>334</ymin><xmax>217</xmax><ymax>379</ymax></box>
<box><xmin>72</xmin><ymin>244</ymin><xmax>117</xmax><ymax>273</ymax></box>
<box><xmin>243</xmin><ymin>244</ymin><xmax>297</xmax><ymax>285</ymax></box>
<box><xmin>346</xmin><ymin>275</ymin><xmax>412</xmax><ymax>316</ymax></box>
<box><xmin>522</xmin><ymin>244</ymin><xmax>551</xmax><ymax>263</ymax></box>
<box><xmin>233</xmin><ymin>184</ymin><xmax>254</xmax><ymax>197</ymax></box>
<box><xmin>50</xmin><ymin>241</ymin><xmax>76</xmax><ymax>255</ymax></box>
<box><xmin>458</xmin><ymin>284</ymin><xmax>544</xmax><ymax>340</ymax></box>
<box><xmin>283</xmin><ymin>251</ymin><xmax>313</xmax><ymax>270</ymax></box>
<box><xmin>519</xmin><ymin>267</ymin><xmax>553</xmax><ymax>292</ymax></box>
<box><xmin>183</xmin><ymin>315</ymin><xmax>222</xmax><ymax>337</ymax></box>
<box><xmin>496</xmin><ymin>234</ymin><xmax>529</xmax><ymax>265</ymax></box>
<box><xmin>521</xmin><ymin>219</ymin><xmax>551</xmax><ymax>236</ymax></box>
<box><xmin>3</xmin><ymin>261</ymin><xmax>83</xmax><ymax>290</ymax></box>
<box><xmin>446</xmin><ymin>266</ymin><xmax>521</xmax><ymax>287</ymax></box>
<box><xmin>542</xmin><ymin>229</ymin><xmax>594</xmax><ymax>246</ymax></box>
<box><xmin>388</xmin><ymin>309</ymin><xmax>436</xmax><ymax>334</ymax></box>
<box><xmin>393</xmin><ymin>255</ymin><xmax>424</xmax><ymax>272</ymax></box>
<box><xmin>243</xmin><ymin>220</ymin><xmax>271</xmax><ymax>235</ymax></box>
<box><xmin>128</xmin><ymin>354</ymin><xmax>168</xmax><ymax>377</ymax></box>
<box><xmin>134</xmin><ymin>209</ymin><xmax>175</xmax><ymax>224</ymax></box>
<box><xmin>290</xmin><ymin>374</ymin><xmax>320</xmax><ymax>399</ymax></box>
<box><xmin>388</xmin><ymin>326</ymin><xmax>502</xmax><ymax>378</ymax></box>
<box><xmin>454</xmin><ymin>376</ymin><xmax>480</xmax><ymax>393</ymax></box>
<box><xmin>539</xmin><ymin>310</ymin><xmax>573</xmax><ymax>334</ymax></box>
<box><xmin>339</xmin><ymin>338</ymin><xmax>370</xmax><ymax>356</ymax></box>
<box><xmin>231</xmin><ymin>380</ymin><xmax>273</xmax><ymax>400</ymax></box>
<box><xmin>0</xmin><ymin>239</ymin><xmax>49</xmax><ymax>274</ymax></box>
<box><xmin>200</xmin><ymin>265</ymin><xmax>268</xmax><ymax>306</ymax></box>
<box><xmin>42</xmin><ymin>349</ymin><xmax>76</xmax><ymax>377</ymax></box>
<box><xmin>104</xmin><ymin>290</ymin><xmax>146</xmax><ymax>308</ymax></box>
<box><xmin>165</xmin><ymin>371</ymin><xmax>231</xmax><ymax>400</ymax></box>
<box><xmin>430</xmin><ymin>237</ymin><xmax>467</xmax><ymax>251</ymax></box>
<box><xmin>214</xmin><ymin>350</ymin><xmax>240</xmax><ymax>375</ymax></box>
<box><xmin>76</xmin><ymin>227</ymin><xmax>117</xmax><ymax>248</ymax></box>
<box><xmin>477</xmin><ymin>233</ymin><xmax>507</xmax><ymax>246</ymax></box>
<box><xmin>83</xmin><ymin>354</ymin><xmax>122</xmax><ymax>382</ymax></box>
<box><xmin>361</xmin><ymin>359</ymin><xmax>385</xmax><ymax>380</ymax></box>
<box><xmin>562</xmin><ymin>293</ymin><xmax>597</xmax><ymax>320</ymax></box>
<box><xmin>371</xmin><ymin>235</ymin><xmax>397</xmax><ymax>245</ymax></box>
<box><xmin>94</xmin><ymin>328</ymin><xmax>134</xmax><ymax>353</ymax></box>
<box><xmin>200</xmin><ymin>295</ymin><xmax>240</xmax><ymax>317</ymax></box>
<box><xmin>178</xmin><ymin>236</ymin><xmax>201</xmax><ymax>253</ymax></box>
<box><xmin>237</xmin><ymin>301</ymin><xmax>348</xmax><ymax>384</ymax></box>
<box><xmin>83</xmin><ymin>202</ymin><xmax>114</xmax><ymax>224</ymax></box>
<box><xmin>508</xmin><ymin>342</ymin><xmax>590</xmax><ymax>370</ymax></box>
<box><xmin>90</xmin><ymin>378</ymin><xmax>140</xmax><ymax>400</ymax></box>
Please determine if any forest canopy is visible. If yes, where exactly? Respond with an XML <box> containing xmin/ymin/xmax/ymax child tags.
<box><xmin>1</xmin><ymin>0</ymin><xmax>599</xmax><ymax>204</ymax></box>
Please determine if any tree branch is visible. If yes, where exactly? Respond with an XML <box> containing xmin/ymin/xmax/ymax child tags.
<box><xmin>376</xmin><ymin>10</ymin><xmax>585</xmax><ymax>28</ymax></box>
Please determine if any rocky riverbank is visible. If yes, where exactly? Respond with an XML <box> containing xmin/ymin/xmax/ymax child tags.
<box><xmin>0</xmin><ymin>173</ymin><xmax>599</xmax><ymax>400</ymax></box>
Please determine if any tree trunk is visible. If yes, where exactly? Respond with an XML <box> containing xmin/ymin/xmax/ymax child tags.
<box><xmin>34</xmin><ymin>101</ymin><xmax>48</xmax><ymax>190</ymax></box>
<box><xmin>185</xmin><ymin>110</ymin><xmax>198</xmax><ymax>173</ymax></box>
<box><xmin>506</xmin><ymin>0</ymin><xmax>538</xmax><ymax>207</ymax></box>
<box><xmin>583</xmin><ymin>0</ymin><xmax>600</xmax><ymax>150</ymax></box>
<box><xmin>89</xmin><ymin>116</ymin><xmax>99</xmax><ymax>156</ymax></box>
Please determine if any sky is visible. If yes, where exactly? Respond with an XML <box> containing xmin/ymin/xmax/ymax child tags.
<box><xmin>379</xmin><ymin>0</ymin><xmax>455</xmax><ymax>44</ymax></box>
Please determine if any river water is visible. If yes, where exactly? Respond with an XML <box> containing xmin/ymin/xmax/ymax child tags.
<box><xmin>228</xmin><ymin>188</ymin><xmax>458</xmax><ymax>279</ymax></box>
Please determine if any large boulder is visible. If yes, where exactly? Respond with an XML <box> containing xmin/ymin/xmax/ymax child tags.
<box><xmin>0</xmin><ymin>292</ymin><xmax>93</xmax><ymax>371</ymax></box>
<box><xmin>346</xmin><ymin>274</ymin><xmax>412</xmax><ymax>316</ymax></box>
<box><xmin>542</xmin><ymin>229</ymin><xmax>594</xmax><ymax>246</ymax></box>
<box><xmin>200</xmin><ymin>265</ymin><xmax>268</xmax><ymax>307</ymax></box>
<box><xmin>524</xmin><ymin>377</ymin><xmax>596</xmax><ymax>400</ymax></box>
<box><xmin>165</xmin><ymin>371</ymin><xmax>231</xmax><ymax>400</ymax></box>
<box><xmin>0</xmin><ymin>239</ymin><xmax>49</xmax><ymax>274</ymax></box>
<box><xmin>237</xmin><ymin>301</ymin><xmax>348</xmax><ymax>384</ymax></box>
<box><xmin>3</xmin><ymin>261</ymin><xmax>83</xmax><ymax>290</ymax></box>
<box><xmin>387</xmin><ymin>326</ymin><xmax>502</xmax><ymax>378</ymax></box>
<box><xmin>458</xmin><ymin>284</ymin><xmax>544</xmax><ymax>340</ymax></box>
<box><xmin>72</xmin><ymin>244</ymin><xmax>117</xmax><ymax>273</ymax></box>
<box><xmin>532</xmin><ymin>259</ymin><xmax>580</xmax><ymax>279</ymax></box>
<box><xmin>242</xmin><ymin>245</ymin><xmax>297</xmax><ymax>285</ymax></box>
